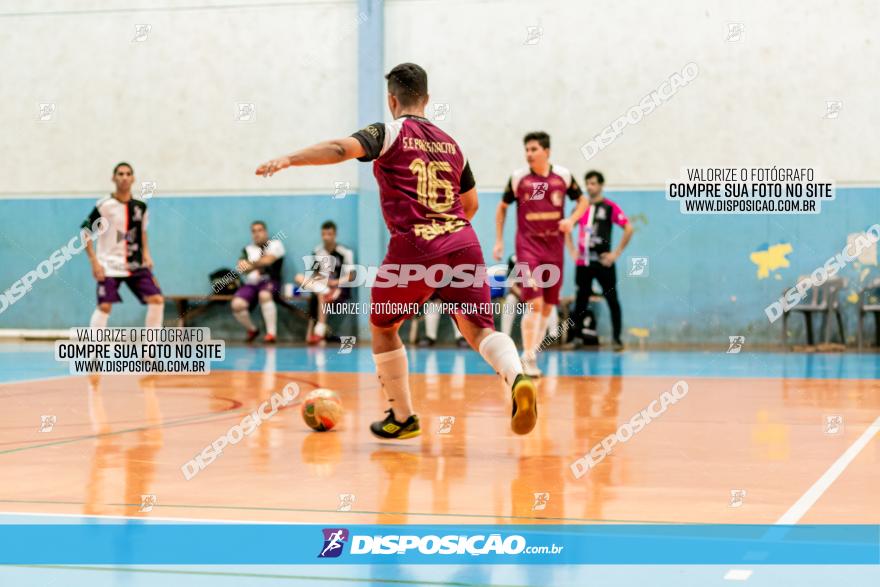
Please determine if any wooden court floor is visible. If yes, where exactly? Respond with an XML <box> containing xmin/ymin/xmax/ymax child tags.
<box><xmin>0</xmin><ymin>347</ymin><xmax>877</xmax><ymax>526</ymax></box>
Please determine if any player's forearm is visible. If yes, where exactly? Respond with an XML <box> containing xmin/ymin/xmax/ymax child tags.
<box><xmin>567</xmin><ymin>197</ymin><xmax>589</xmax><ymax>224</ymax></box>
<box><xmin>286</xmin><ymin>140</ymin><xmax>355</xmax><ymax>166</ymax></box>
<box><xmin>565</xmin><ymin>232</ymin><xmax>576</xmax><ymax>256</ymax></box>
<box><xmin>615</xmin><ymin>225</ymin><xmax>634</xmax><ymax>254</ymax></box>
<box><xmin>495</xmin><ymin>205</ymin><xmax>506</xmax><ymax>242</ymax></box>
<box><xmin>83</xmin><ymin>235</ymin><xmax>98</xmax><ymax>263</ymax></box>
<box><xmin>252</xmin><ymin>255</ymin><xmax>277</xmax><ymax>269</ymax></box>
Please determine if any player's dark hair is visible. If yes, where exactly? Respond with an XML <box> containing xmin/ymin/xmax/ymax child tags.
<box><xmin>251</xmin><ymin>220</ymin><xmax>267</xmax><ymax>229</ymax></box>
<box><xmin>321</xmin><ymin>220</ymin><xmax>337</xmax><ymax>232</ymax></box>
<box><xmin>523</xmin><ymin>131</ymin><xmax>550</xmax><ymax>150</ymax></box>
<box><xmin>113</xmin><ymin>162</ymin><xmax>133</xmax><ymax>175</ymax></box>
<box><xmin>385</xmin><ymin>63</ymin><xmax>428</xmax><ymax>107</ymax></box>
<box><xmin>584</xmin><ymin>170</ymin><xmax>605</xmax><ymax>185</ymax></box>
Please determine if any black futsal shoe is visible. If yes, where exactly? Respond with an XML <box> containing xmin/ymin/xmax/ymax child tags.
<box><xmin>370</xmin><ymin>409</ymin><xmax>421</xmax><ymax>440</ymax></box>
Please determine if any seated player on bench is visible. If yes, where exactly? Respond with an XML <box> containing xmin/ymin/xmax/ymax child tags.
<box><xmin>230</xmin><ymin>220</ymin><xmax>285</xmax><ymax>343</ymax></box>
<box><xmin>293</xmin><ymin>221</ymin><xmax>355</xmax><ymax>345</ymax></box>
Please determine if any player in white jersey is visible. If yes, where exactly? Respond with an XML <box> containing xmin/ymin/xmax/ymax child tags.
<box><xmin>82</xmin><ymin>162</ymin><xmax>164</xmax><ymax>328</ymax></box>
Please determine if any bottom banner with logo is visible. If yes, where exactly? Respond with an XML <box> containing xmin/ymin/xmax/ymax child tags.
<box><xmin>0</xmin><ymin>524</ymin><xmax>876</xmax><ymax>565</ymax></box>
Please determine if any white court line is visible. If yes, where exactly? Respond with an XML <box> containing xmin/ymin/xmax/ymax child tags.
<box><xmin>776</xmin><ymin>415</ymin><xmax>880</xmax><ymax>525</ymax></box>
<box><xmin>724</xmin><ymin>415</ymin><xmax>880</xmax><ymax>580</ymax></box>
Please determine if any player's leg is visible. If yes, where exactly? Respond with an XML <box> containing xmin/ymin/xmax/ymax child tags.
<box><xmin>420</xmin><ymin>298</ymin><xmax>441</xmax><ymax>346</ymax></box>
<box><xmin>596</xmin><ymin>262</ymin><xmax>623</xmax><ymax>349</ymax></box>
<box><xmin>545</xmin><ymin>304</ymin><xmax>559</xmax><ymax>339</ymax></box>
<box><xmin>567</xmin><ymin>264</ymin><xmax>591</xmax><ymax>346</ymax></box>
<box><xmin>370</xmin><ymin>321</ymin><xmax>418</xmax><ymax>424</ymax></box>
<box><xmin>519</xmin><ymin>296</ymin><xmax>544</xmax><ymax>376</ymax></box>
<box><xmin>500</xmin><ymin>290</ymin><xmax>519</xmax><ymax>337</ymax></box>
<box><xmin>257</xmin><ymin>288</ymin><xmax>277</xmax><ymax>343</ymax></box>
<box><xmin>516</xmin><ymin>261</ymin><xmax>543</xmax><ymax>375</ymax></box>
<box><xmin>231</xmin><ymin>285</ymin><xmax>260</xmax><ymax>341</ymax></box>
<box><xmin>536</xmin><ymin>300</ymin><xmax>555</xmax><ymax>343</ymax></box>
<box><xmin>368</xmin><ymin>263</ymin><xmax>434</xmax><ymax>440</ymax></box>
<box><xmin>448</xmin><ymin>314</ymin><xmax>468</xmax><ymax>347</ymax></box>
<box><xmin>440</xmin><ymin>245</ymin><xmax>537</xmax><ymax>435</ymax></box>
<box><xmin>127</xmin><ymin>268</ymin><xmax>164</xmax><ymax>327</ymax></box>
<box><xmin>370</xmin><ymin>323</ymin><xmax>421</xmax><ymax>440</ymax></box>
<box><xmin>535</xmin><ymin>261</ymin><xmax>562</xmax><ymax>348</ymax></box>
<box><xmin>311</xmin><ymin>293</ymin><xmax>329</xmax><ymax>343</ymax></box>
<box><xmin>91</xmin><ymin>303</ymin><xmax>112</xmax><ymax>327</ymax></box>
<box><xmin>91</xmin><ymin>277</ymin><xmax>121</xmax><ymax>327</ymax></box>
<box><xmin>144</xmin><ymin>294</ymin><xmax>164</xmax><ymax>328</ymax></box>
<box><xmin>305</xmin><ymin>293</ymin><xmax>318</xmax><ymax>343</ymax></box>
<box><xmin>453</xmin><ymin>317</ymin><xmax>537</xmax><ymax>435</ymax></box>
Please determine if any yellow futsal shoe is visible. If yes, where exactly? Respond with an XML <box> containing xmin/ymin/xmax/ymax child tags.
<box><xmin>511</xmin><ymin>373</ymin><xmax>538</xmax><ymax>435</ymax></box>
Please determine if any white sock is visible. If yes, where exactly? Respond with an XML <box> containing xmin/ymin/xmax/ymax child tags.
<box><xmin>314</xmin><ymin>321</ymin><xmax>327</xmax><ymax>338</ymax></box>
<box><xmin>424</xmin><ymin>303</ymin><xmax>440</xmax><ymax>340</ymax></box>
<box><xmin>479</xmin><ymin>331</ymin><xmax>523</xmax><ymax>388</ymax></box>
<box><xmin>233</xmin><ymin>307</ymin><xmax>256</xmax><ymax>331</ymax></box>
<box><xmin>90</xmin><ymin>308</ymin><xmax>109</xmax><ymax>328</ymax></box>
<box><xmin>260</xmin><ymin>300</ymin><xmax>277</xmax><ymax>336</ymax></box>
<box><xmin>546</xmin><ymin>306</ymin><xmax>559</xmax><ymax>337</ymax></box>
<box><xmin>145</xmin><ymin>303</ymin><xmax>163</xmax><ymax>328</ymax></box>
<box><xmin>501</xmin><ymin>293</ymin><xmax>517</xmax><ymax>337</ymax></box>
<box><xmin>520</xmin><ymin>308</ymin><xmax>541</xmax><ymax>361</ymax></box>
<box><xmin>537</xmin><ymin>312</ymin><xmax>551</xmax><ymax>349</ymax></box>
<box><xmin>373</xmin><ymin>346</ymin><xmax>414</xmax><ymax>420</ymax></box>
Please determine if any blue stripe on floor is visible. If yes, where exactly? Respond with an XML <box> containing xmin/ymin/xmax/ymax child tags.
<box><xmin>1</xmin><ymin>343</ymin><xmax>878</xmax><ymax>384</ymax></box>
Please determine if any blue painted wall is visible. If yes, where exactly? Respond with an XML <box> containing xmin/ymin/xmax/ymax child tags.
<box><xmin>1</xmin><ymin>188</ymin><xmax>878</xmax><ymax>345</ymax></box>
<box><xmin>0</xmin><ymin>194</ymin><xmax>358</xmax><ymax>331</ymax></box>
<box><xmin>588</xmin><ymin>188</ymin><xmax>880</xmax><ymax>345</ymax></box>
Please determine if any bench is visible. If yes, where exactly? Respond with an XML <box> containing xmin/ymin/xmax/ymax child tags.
<box><xmin>165</xmin><ymin>294</ymin><xmax>311</xmax><ymax>328</ymax></box>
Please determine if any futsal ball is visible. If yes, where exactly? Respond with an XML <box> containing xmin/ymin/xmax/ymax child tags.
<box><xmin>301</xmin><ymin>388</ymin><xmax>343</xmax><ymax>432</ymax></box>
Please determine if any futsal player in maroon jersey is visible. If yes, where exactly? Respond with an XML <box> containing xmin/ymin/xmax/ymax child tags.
<box><xmin>256</xmin><ymin>63</ymin><xmax>536</xmax><ymax>438</ymax></box>
<box><xmin>493</xmin><ymin>132</ymin><xmax>589</xmax><ymax>376</ymax></box>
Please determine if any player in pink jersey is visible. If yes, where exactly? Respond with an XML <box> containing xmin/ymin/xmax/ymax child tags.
<box><xmin>256</xmin><ymin>63</ymin><xmax>537</xmax><ymax>439</ymax></box>
<box><xmin>493</xmin><ymin>132</ymin><xmax>589</xmax><ymax>376</ymax></box>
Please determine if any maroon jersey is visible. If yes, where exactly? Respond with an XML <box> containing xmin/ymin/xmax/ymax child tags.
<box><xmin>502</xmin><ymin>165</ymin><xmax>582</xmax><ymax>262</ymax></box>
<box><xmin>351</xmin><ymin>115</ymin><xmax>478</xmax><ymax>262</ymax></box>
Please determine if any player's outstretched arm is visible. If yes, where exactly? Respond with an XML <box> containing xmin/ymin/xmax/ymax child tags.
<box><xmin>256</xmin><ymin>137</ymin><xmax>367</xmax><ymax>177</ymax></box>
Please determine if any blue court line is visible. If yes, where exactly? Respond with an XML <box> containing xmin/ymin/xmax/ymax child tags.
<box><xmin>1</xmin><ymin>344</ymin><xmax>879</xmax><ymax>384</ymax></box>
